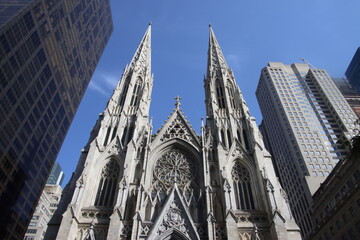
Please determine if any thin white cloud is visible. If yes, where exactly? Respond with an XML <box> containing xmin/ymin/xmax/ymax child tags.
<box><xmin>88</xmin><ymin>81</ymin><xmax>109</xmax><ymax>96</ymax></box>
<box><xmin>100</xmin><ymin>73</ymin><xmax>119</xmax><ymax>88</ymax></box>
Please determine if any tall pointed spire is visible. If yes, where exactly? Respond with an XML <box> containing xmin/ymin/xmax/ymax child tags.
<box><xmin>105</xmin><ymin>24</ymin><xmax>153</xmax><ymax>116</ymax></box>
<box><xmin>207</xmin><ymin>25</ymin><xmax>228</xmax><ymax>75</ymax></box>
<box><xmin>129</xmin><ymin>23</ymin><xmax>151</xmax><ymax>74</ymax></box>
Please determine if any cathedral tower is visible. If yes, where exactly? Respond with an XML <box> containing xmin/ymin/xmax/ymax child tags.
<box><xmin>46</xmin><ymin>25</ymin><xmax>302</xmax><ymax>240</ymax></box>
<box><xmin>202</xmin><ymin>26</ymin><xmax>301</xmax><ymax>239</ymax></box>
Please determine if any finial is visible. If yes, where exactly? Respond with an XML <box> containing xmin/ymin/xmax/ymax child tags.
<box><xmin>149</xmin><ymin>21</ymin><xmax>152</xmax><ymax>26</ymax></box>
<box><xmin>174</xmin><ymin>96</ymin><xmax>182</xmax><ymax>109</ymax></box>
<box><xmin>209</xmin><ymin>23</ymin><xmax>212</xmax><ymax>28</ymax></box>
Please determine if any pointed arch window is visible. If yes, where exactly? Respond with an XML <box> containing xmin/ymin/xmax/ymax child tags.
<box><xmin>130</xmin><ymin>78</ymin><xmax>142</xmax><ymax>106</ymax></box>
<box><xmin>243</xmin><ymin>129</ymin><xmax>250</xmax><ymax>150</ymax></box>
<box><xmin>121</xmin><ymin>126</ymin><xmax>128</xmax><ymax>146</ymax></box>
<box><xmin>216</xmin><ymin>80</ymin><xmax>226</xmax><ymax>109</ymax></box>
<box><xmin>111</xmin><ymin>126</ymin><xmax>117</xmax><ymax>141</ymax></box>
<box><xmin>232</xmin><ymin>162</ymin><xmax>255</xmax><ymax>210</ymax></box>
<box><xmin>227</xmin><ymin>80</ymin><xmax>236</xmax><ymax>109</ymax></box>
<box><xmin>94</xmin><ymin>159</ymin><xmax>120</xmax><ymax>207</ymax></box>
<box><xmin>227</xmin><ymin>129</ymin><xmax>232</xmax><ymax>147</ymax></box>
<box><xmin>220</xmin><ymin>129</ymin><xmax>225</xmax><ymax>146</ymax></box>
<box><xmin>119</xmin><ymin>75</ymin><xmax>131</xmax><ymax>108</ymax></box>
<box><xmin>103</xmin><ymin>127</ymin><xmax>111</xmax><ymax>146</ymax></box>
<box><xmin>237</xmin><ymin>129</ymin><xmax>242</xmax><ymax>143</ymax></box>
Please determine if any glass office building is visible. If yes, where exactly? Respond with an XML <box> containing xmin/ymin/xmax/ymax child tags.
<box><xmin>46</xmin><ymin>162</ymin><xmax>64</xmax><ymax>186</ymax></box>
<box><xmin>0</xmin><ymin>0</ymin><xmax>113</xmax><ymax>239</ymax></box>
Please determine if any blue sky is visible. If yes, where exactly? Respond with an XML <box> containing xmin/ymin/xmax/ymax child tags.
<box><xmin>57</xmin><ymin>0</ymin><xmax>360</xmax><ymax>186</ymax></box>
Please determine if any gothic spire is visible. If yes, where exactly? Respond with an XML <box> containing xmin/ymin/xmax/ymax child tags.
<box><xmin>207</xmin><ymin>25</ymin><xmax>228</xmax><ymax>76</ymax></box>
<box><xmin>129</xmin><ymin>23</ymin><xmax>151</xmax><ymax>74</ymax></box>
<box><xmin>105</xmin><ymin>24</ymin><xmax>153</xmax><ymax>115</ymax></box>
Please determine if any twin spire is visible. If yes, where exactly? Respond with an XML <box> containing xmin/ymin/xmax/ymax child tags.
<box><xmin>105</xmin><ymin>24</ymin><xmax>230</xmax><ymax>113</ymax></box>
<box><xmin>127</xmin><ymin>23</ymin><xmax>229</xmax><ymax>81</ymax></box>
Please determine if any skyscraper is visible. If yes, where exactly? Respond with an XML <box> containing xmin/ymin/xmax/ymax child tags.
<box><xmin>45</xmin><ymin>25</ymin><xmax>301</xmax><ymax>240</ymax></box>
<box><xmin>0</xmin><ymin>0</ymin><xmax>113</xmax><ymax>239</ymax></box>
<box><xmin>46</xmin><ymin>162</ymin><xmax>64</xmax><ymax>186</ymax></box>
<box><xmin>345</xmin><ymin>47</ymin><xmax>360</xmax><ymax>93</ymax></box>
<box><xmin>256</xmin><ymin>62</ymin><xmax>358</xmax><ymax>237</ymax></box>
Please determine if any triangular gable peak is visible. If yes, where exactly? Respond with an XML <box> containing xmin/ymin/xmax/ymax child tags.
<box><xmin>147</xmin><ymin>185</ymin><xmax>200</xmax><ymax>240</ymax></box>
<box><xmin>152</xmin><ymin>104</ymin><xmax>200</xmax><ymax>148</ymax></box>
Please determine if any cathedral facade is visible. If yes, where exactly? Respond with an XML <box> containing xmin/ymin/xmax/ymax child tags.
<box><xmin>45</xmin><ymin>25</ymin><xmax>302</xmax><ymax>240</ymax></box>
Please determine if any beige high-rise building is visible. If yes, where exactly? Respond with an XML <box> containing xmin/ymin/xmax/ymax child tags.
<box><xmin>24</xmin><ymin>184</ymin><xmax>63</xmax><ymax>240</ymax></box>
<box><xmin>256</xmin><ymin>62</ymin><xmax>358</xmax><ymax>238</ymax></box>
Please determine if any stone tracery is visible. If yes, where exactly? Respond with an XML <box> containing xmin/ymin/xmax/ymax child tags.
<box><xmin>154</xmin><ymin>150</ymin><xmax>195</xmax><ymax>189</ymax></box>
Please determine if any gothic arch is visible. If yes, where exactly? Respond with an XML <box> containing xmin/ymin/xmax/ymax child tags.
<box><xmin>93</xmin><ymin>156</ymin><xmax>123</xmax><ymax>208</ymax></box>
<box><xmin>145</xmin><ymin>141</ymin><xmax>203</xmax><ymax>222</ymax></box>
<box><xmin>227</xmin><ymin>158</ymin><xmax>262</xmax><ymax>211</ymax></box>
<box><xmin>215</xmin><ymin>78</ymin><xmax>226</xmax><ymax>109</ymax></box>
<box><xmin>227</xmin><ymin>79</ymin><xmax>236</xmax><ymax>109</ymax></box>
<box><xmin>130</xmin><ymin>77</ymin><xmax>143</xmax><ymax>107</ymax></box>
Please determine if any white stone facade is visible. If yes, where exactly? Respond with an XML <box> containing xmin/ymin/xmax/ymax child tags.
<box><xmin>45</xmin><ymin>25</ymin><xmax>301</xmax><ymax>240</ymax></box>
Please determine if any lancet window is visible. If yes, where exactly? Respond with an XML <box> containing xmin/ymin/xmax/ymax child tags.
<box><xmin>227</xmin><ymin>80</ymin><xmax>236</xmax><ymax>109</ymax></box>
<box><xmin>227</xmin><ymin>129</ymin><xmax>232</xmax><ymax>147</ymax></box>
<box><xmin>130</xmin><ymin>78</ymin><xmax>142</xmax><ymax>106</ymax></box>
<box><xmin>94</xmin><ymin>159</ymin><xmax>121</xmax><ymax>207</ymax></box>
<box><xmin>237</xmin><ymin>129</ymin><xmax>242</xmax><ymax>143</ymax></box>
<box><xmin>243</xmin><ymin>129</ymin><xmax>250</xmax><ymax>150</ymax></box>
<box><xmin>103</xmin><ymin>127</ymin><xmax>111</xmax><ymax>146</ymax></box>
<box><xmin>232</xmin><ymin>162</ymin><xmax>255</xmax><ymax>210</ymax></box>
<box><xmin>220</xmin><ymin>129</ymin><xmax>225</xmax><ymax>146</ymax></box>
<box><xmin>216</xmin><ymin>80</ymin><xmax>226</xmax><ymax>109</ymax></box>
<box><xmin>119</xmin><ymin>75</ymin><xmax>131</xmax><ymax>108</ymax></box>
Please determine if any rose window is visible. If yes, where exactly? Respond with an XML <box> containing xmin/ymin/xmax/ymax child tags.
<box><xmin>154</xmin><ymin>150</ymin><xmax>194</xmax><ymax>188</ymax></box>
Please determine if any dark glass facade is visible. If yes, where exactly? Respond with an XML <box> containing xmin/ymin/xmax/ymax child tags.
<box><xmin>346</xmin><ymin>47</ymin><xmax>360</xmax><ymax>93</ymax></box>
<box><xmin>46</xmin><ymin>162</ymin><xmax>64</xmax><ymax>186</ymax></box>
<box><xmin>0</xmin><ymin>0</ymin><xmax>113</xmax><ymax>239</ymax></box>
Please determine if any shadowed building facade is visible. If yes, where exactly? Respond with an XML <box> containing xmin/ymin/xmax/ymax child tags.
<box><xmin>0</xmin><ymin>0</ymin><xmax>113</xmax><ymax>239</ymax></box>
<box><xmin>256</xmin><ymin>62</ymin><xmax>358</xmax><ymax>238</ymax></box>
<box><xmin>46</xmin><ymin>25</ymin><xmax>301</xmax><ymax>240</ymax></box>
<box><xmin>309</xmin><ymin>136</ymin><xmax>360</xmax><ymax>240</ymax></box>
<box><xmin>345</xmin><ymin>47</ymin><xmax>360</xmax><ymax>93</ymax></box>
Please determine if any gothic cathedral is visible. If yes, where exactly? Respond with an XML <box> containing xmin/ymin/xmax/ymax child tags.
<box><xmin>45</xmin><ymin>25</ymin><xmax>302</xmax><ymax>240</ymax></box>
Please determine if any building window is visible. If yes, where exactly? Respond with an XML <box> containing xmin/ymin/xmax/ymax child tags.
<box><xmin>130</xmin><ymin>78</ymin><xmax>142</xmax><ymax>106</ymax></box>
<box><xmin>94</xmin><ymin>159</ymin><xmax>121</xmax><ymax>207</ymax></box>
<box><xmin>232</xmin><ymin>162</ymin><xmax>255</xmax><ymax>210</ymax></box>
<box><xmin>227</xmin><ymin>80</ymin><xmax>236</xmax><ymax>109</ymax></box>
<box><xmin>216</xmin><ymin>80</ymin><xmax>226</xmax><ymax>109</ymax></box>
<box><xmin>26</xmin><ymin>229</ymin><xmax>37</xmax><ymax>234</ymax></box>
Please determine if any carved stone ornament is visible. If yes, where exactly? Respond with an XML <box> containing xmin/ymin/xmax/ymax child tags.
<box><xmin>154</xmin><ymin>150</ymin><xmax>195</xmax><ymax>188</ymax></box>
<box><xmin>107</xmin><ymin>141</ymin><xmax>120</xmax><ymax>154</ymax></box>
<box><xmin>231</xmin><ymin>146</ymin><xmax>244</xmax><ymax>158</ymax></box>
<box><xmin>232</xmin><ymin>161</ymin><xmax>250</xmax><ymax>182</ymax></box>
<box><xmin>161</xmin><ymin>115</ymin><xmax>191</xmax><ymax>142</ymax></box>
<box><xmin>157</xmin><ymin>201</ymin><xmax>189</xmax><ymax>237</ymax></box>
